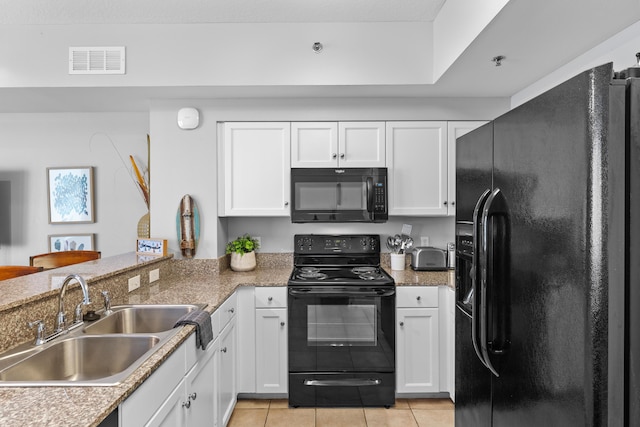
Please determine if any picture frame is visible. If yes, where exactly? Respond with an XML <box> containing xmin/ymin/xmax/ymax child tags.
<box><xmin>136</xmin><ymin>238</ymin><xmax>168</xmax><ymax>256</ymax></box>
<box><xmin>48</xmin><ymin>233</ymin><xmax>95</xmax><ymax>252</ymax></box>
<box><xmin>47</xmin><ymin>166</ymin><xmax>95</xmax><ymax>224</ymax></box>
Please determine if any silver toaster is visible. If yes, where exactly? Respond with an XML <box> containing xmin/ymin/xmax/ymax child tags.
<box><xmin>410</xmin><ymin>247</ymin><xmax>448</xmax><ymax>271</ymax></box>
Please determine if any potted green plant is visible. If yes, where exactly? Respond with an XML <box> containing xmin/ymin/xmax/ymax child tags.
<box><xmin>226</xmin><ymin>234</ymin><xmax>260</xmax><ymax>272</ymax></box>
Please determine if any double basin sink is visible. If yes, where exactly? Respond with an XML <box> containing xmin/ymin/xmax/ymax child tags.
<box><xmin>0</xmin><ymin>304</ymin><xmax>205</xmax><ymax>387</ymax></box>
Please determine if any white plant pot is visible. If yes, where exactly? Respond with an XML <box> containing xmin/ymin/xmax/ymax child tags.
<box><xmin>230</xmin><ymin>251</ymin><xmax>256</xmax><ymax>272</ymax></box>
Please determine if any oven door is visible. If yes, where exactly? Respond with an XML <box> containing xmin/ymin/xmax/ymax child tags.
<box><xmin>288</xmin><ymin>286</ymin><xmax>395</xmax><ymax>407</ymax></box>
<box><xmin>288</xmin><ymin>286</ymin><xmax>395</xmax><ymax>373</ymax></box>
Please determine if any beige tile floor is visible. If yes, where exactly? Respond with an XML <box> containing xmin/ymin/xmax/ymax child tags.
<box><xmin>229</xmin><ymin>398</ymin><xmax>454</xmax><ymax>427</ymax></box>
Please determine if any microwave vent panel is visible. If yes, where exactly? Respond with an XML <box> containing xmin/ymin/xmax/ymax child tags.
<box><xmin>69</xmin><ymin>47</ymin><xmax>125</xmax><ymax>74</ymax></box>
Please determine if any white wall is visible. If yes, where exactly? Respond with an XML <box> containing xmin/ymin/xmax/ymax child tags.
<box><xmin>149</xmin><ymin>96</ymin><xmax>510</xmax><ymax>258</ymax></box>
<box><xmin>0</xmin><ymin>23</ymin><xmax>431</xmax><ymax>88</ymax></box>
<box><xmin>512</xmin><ymin>20</ymin><xmax>640</xmax><ymax>107</ymax></box>
<box><xmin>0</xmin><ymin>112</ymin><xmax>149</xmax><ymax>265</ymax></box>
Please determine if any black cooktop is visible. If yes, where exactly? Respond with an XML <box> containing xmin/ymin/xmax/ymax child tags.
<box><xmin>289</xmin><ymin>234</ymin><xmax>395</xmax><ymax>287</ymax></box>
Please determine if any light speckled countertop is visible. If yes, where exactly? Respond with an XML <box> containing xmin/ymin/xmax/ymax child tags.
<box><xmin>0</xmin><ymin>253</ymin><xmax>452</xmax><ymax>427</ymax></box>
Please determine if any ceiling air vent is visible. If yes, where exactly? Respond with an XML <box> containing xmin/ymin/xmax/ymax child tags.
<box><xmin>69</xmin><ymin>47</ymin><xmax>125</xmax><ymax>74</ymax></box>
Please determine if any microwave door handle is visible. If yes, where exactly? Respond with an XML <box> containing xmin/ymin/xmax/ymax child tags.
<box><xmin>366</xmin><ymin>177</ymin><xmax>374</xmax><ymax>218</ymax></box>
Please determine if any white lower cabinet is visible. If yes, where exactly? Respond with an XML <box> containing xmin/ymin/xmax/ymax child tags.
<box><xmin>256</xmin><ymin>308</ymin><xmax>288</xmax><ymax>393</ymax></box>
<box><xmin>218</xmin><ymin>318</ymin><xmax>237</xmax><ymax>427</ymax></box>
<box><xmin>255</xmin><ymin>287</ymin><xmax>288</xmax><ymax>394</ymax></box>
<box><xmin>120</xmin><ymin>333</ymin><xmax>217</xmax><ymax>427</ymax></box>
<box><xmin>396</xmin><ymin>287</ymin><xmax>440</xmax><ymax>393</ymax></box>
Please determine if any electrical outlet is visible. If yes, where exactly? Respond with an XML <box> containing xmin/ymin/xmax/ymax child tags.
<box><xmin>149</xmin><ymin>268</ymin><xmax>160</xmax><ymax>283</ymax></box>
<box><xmin>128</xmin><ymin>275</ymin><xmax>141</xmax><ymax>292</ymax></box>
<box><xmin>420</xmin><ymin>236</ymin><xmax>430</xmax><ymax>246</ymax></box>
<box><xmin>254</xmin><ymin>236</ymin><xmax>261</xmax><ymax>250</ymax></box>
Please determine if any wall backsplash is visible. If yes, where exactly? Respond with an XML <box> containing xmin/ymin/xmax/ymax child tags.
<box><xmin>224</xmin><ymin>216</ymin><xmax>455</xmax><ymax>253</ymax></box>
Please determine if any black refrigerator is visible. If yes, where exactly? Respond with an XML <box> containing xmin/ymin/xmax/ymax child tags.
<box><xmin>454</xmin><ymin>62</ymin><xmax>638</xmax><ymax>427</ymax></box>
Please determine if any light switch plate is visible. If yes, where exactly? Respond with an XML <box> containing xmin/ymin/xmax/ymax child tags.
<box><xmin>128</xmin><ymin>275</ymin><xmax>141</xmax><ymax>292</ymax></box>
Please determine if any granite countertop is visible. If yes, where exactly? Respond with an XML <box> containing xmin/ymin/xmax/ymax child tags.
<box><xmin>0</xmin><ymin>256</ymin><xmax>452</xmax><ymax>427</ymax></box>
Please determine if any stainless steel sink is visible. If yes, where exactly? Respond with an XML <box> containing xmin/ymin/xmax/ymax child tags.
<box><xmin>83</xmin><ymin>304</ymin><xmax>203</xmax><ymax>334</ymax></box>
<box><xmin>0</xmin><ymin>335</ymin><xmax>160</xmax><ymax>385</ymax></box>
<box><xmin>0</xmin><ymin>303</ymin><xmax>207</xmax><ymax>387</ymax></box>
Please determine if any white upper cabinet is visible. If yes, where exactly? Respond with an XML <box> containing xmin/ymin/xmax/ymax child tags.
<box><xmin>447</xmin><ymin>121</ymin><xmax>488</xmax><ymax>216</ymax></box>
<box><xmin>220</xmin><ymin>122</ymin><xmax>291</xmax><ymax>216</ymax></box>
<box><xmin>291</xmin><ymin>121</ymin><xmax>385</xmax><ymax>167</ymax></box>
<box><xmin>386</xmin><ymin>121</ymin><xmax>448</xmax><ymax>216</ymax></box>
<box><xmin>291</xmin><ymin>122</ymin><xmax>339</xmax><ymax>167</ymax></box>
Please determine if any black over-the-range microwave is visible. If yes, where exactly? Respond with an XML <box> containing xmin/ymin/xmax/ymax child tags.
<box><xmin>290</xmin><ymin>167</ymin><xmax>388</xmax><ymax>223</ymax></box>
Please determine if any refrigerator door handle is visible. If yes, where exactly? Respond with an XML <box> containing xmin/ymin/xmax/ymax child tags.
<box><xmin>480</xmin><ymin>188</ymin><xmax>511</xmax><ymax>377</ymax></box>
<box><xmin>472</xmin><ymin>188</ymin><xmax>492</xmax><ymax>370</ymax></box>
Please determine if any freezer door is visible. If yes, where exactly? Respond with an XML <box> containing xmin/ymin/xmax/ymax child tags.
<box><xmin>491</xmin><ymin>63</ymin><xmax>613</xmax><ymax>426</ymax></box>
<box><xmin>456</xmin><ymin>122</ymin><xmax>493</xmax><ymax>222</ymax></box>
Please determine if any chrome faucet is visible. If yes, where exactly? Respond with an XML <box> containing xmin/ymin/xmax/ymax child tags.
<box><xmin>55</xmin><ymin>274</ymin><xmax>91</xmax><ymax>333</ymax></box>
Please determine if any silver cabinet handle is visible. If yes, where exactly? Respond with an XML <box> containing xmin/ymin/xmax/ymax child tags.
<box><xmin>340</xmin><ymin>153</ymin><xmax>345</xmax><ymax>159</ymax></box>
<box><xmin>280</xmin><ymin>321</ymin><xmax>285</xmax><ymax>326</ymax></box>
<box><xmin>399</xmin><ymin>321</ymin><xmax>404</xmax><ymax>326</ymax></box>
<box><xmin>228</xmin><ymin>308</ymin><xmax>234</xmax><ymax>314</ymax></box>
<box><xmin>221</xmin><ymin>347</ymin><xmax>227</xmax><ymax>353</ymax></box>
<box><xmin>285</xmin><ymin>201</ymin><xmax>289</xmax><ymax>206</ymax></box>
<box><xmin>332</xmin><ymin>153</ymin><xmax>337</xmax><ymax>159</ymax></box>
<box><xmin>268</xmin><ymin>297</ymin><xmax>273</xmax><ymax>301</ymax></box>
<box><xmin>189</xmin><ymin>392</ymin><xmax>197</xmax><ymax>401</ymax></box>
<box><xmin>416</xmin><ymin>296</ymin><xmax>421</xmax><ymax>301</ymax></box>
<box><xmin>182</xmin><ymin>400</ymin><xmax>191</xmax><ymax>409</ymax></box>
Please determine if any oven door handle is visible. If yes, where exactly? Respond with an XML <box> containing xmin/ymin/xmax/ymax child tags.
<box><xmin>289</xmin><ymin>288</ymin><xmax>395</xmax><ymax>297</ymax></box>
<box><xmin>303</xmin><ymin>378</ymin><xmax>382</xmax><ymax>387</ymax></box>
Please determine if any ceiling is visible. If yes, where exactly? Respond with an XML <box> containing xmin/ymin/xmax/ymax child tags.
<box><xmin>2</xmin><ymin>0</ymin><xmax>640</xmax><ymax>112</ymax></box>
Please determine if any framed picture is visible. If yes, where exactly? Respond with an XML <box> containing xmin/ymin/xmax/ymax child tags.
<box><xmin>136</xmin><ymin>238</ymin><xmax>168</xmax><ymax>256</ymax></box>
<box><xmin>47</xmin><ymin>166</ymin><xmax>95</xmax><ymax>224</ymax></box>
<box><xmin>48</xmin><ymin>233</ymin><xmax>95</xmax><ymax>252</ymax></box>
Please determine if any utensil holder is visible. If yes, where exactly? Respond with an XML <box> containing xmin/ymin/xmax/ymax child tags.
<box><xmin>390</xmin><ymin>253</ymin><xmax>405</xmax><ymax>271</ymax></box>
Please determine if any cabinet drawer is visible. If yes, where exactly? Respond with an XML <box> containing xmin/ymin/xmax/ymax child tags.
<box><xmin>219</xmin><ymin>292</ymin><xmax>237</xmax><ymax>328</ymax></box>
<box><xmin>396</xmin><ymin>286</ymin><xmax>438</xmax><ymax>308</ymax></box>
<box><xmin>255</xmin><ymin>287</ymin><xmax>287</xmax><ymax>308</ymax></box>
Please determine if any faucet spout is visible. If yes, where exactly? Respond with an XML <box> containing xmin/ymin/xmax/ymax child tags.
<box><xmin>56</xmin><ymin>274</ymin><xmax>91</xmax><ymax>332</ymax></box>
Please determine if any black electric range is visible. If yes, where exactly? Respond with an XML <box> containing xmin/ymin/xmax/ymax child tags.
<box><xmin>287</xmin><ymin>234</ymin><xmax>396</xmax><ymax>408</ymax></box>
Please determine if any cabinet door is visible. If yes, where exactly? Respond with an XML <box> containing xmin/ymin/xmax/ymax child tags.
<box><xmin>186</xmin><ymin>344</ymin><xmax>216</xmax><ymax>427</ymax></box>
<box><xmin>396</xmin><ymin>307</ymin><xmax>440</xmax><ymax>393</ymax></box>
<box><xmin>256</xmin><ymin>308</ymin><xmax>288</xmax><ymax>393</ymax></box>
<box><xmin>221</xmin><ymin>122</ymin><xmax>291</xmax><ymax>216</ymax></box>
<box><xmin>145</xmin><ymin>379</ymin><xmax>187</xmax><ymax>427</ymax></box>
<box><xmin>218</xmin><ymin>319</ymin><xmax>237</xmax><ymax>427</ymax></box>
<box><xmin>338</xmin><ymin>122</ymin><xmax>386</xmax><ymax>167</ymax></box>
<box><xmin>447</xmin><ymin>121</ymin><xmax>488</xmax><ymax>216</ymax></box>
<box><xmin>291</xmin><ymin>122</ymin><xmax>339</xmax><ymax>167</ymax></box>
<box><xmin>386</xmin><ymin>121</ymin><xmax>448</xmax><ymax>216</ymax></box>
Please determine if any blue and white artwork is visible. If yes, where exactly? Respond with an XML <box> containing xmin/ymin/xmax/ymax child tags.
<box><xmin>47</xmin><ymin>167</ymin><xmax>94</xmax><ymax>223</ymax></box>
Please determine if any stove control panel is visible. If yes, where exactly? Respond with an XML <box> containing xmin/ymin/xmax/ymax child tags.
<box><xmin>294</xmin><ymin>234</ymin><xmax>379</xmax><ymax>253</ymax></box>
